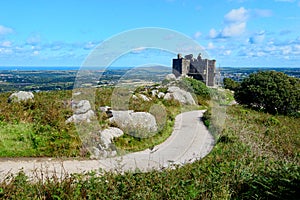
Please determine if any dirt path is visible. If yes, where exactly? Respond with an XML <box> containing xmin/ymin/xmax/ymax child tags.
<box><xmin>0</xmin><ymin>110</ymin><xmax>214</xmax><ymax>180</ymax></box>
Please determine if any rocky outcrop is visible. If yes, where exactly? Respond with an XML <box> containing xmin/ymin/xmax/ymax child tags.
<box><xmin>164</xmin><ymin>86</ymin><xmax>196</xmax><ymax>105</ymax></box>
<box><xmin>8</xmin><ymin>91</ymin><xmax>34</xmax><ymax>103</ymax></box>
<box><xmin>110</xmin><ymin>110</ymin><xmax>157</xmax><ymax>138</ymax></box>
<box><xmin>66</xmin><ymin>100</ymin><xmax>95</xmax><ymax>123</ymax></box>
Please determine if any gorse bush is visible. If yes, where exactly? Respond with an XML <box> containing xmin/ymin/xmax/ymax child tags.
<box><xmin>235</xmin><ymin>71</ymin><xmax>300</xmax><ymax>115</ymax></box>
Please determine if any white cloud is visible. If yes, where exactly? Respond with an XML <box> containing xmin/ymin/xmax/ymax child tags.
<box><xmin>223</xmin><ymin>50</ymin><xmax>232</xmax><ymax>56</ymax></box>
<box><xmin>26</xmin><ymin>35</ymin><xmax>41</xmax><ymax>45</ymax></box>
<box><xmin>280</xmin><ymin>46</ymin><xmax>292</xmax><ymax>55</ymax></box>
<box><xmin>32</xmin><ymin>50</ymin><xmax>39</xmax><ymax>56</ymax></box>
<box><xmin>209</xmin><ymin>7</ymin><xmax>272</xmax><ymax>39</ymax></box>
<box><xmin>0</xmin><ymin>48</ymin><xmax>13</xmax><ymax>54</ymax></box>
<box><xmin>0</xmin><ymin>25</ymin><xmax>13</xmax><ymax>35</ymax></box>
<box><xmin>193</xmin><ymin>31</ymin><xmax>202</xmax><ymax>39</ymax></box>
<box><xmin>248</xmin><ymin>31</ymin><xmax>265</xmax><ymax>44</ymax></box>
<box><xmin>207</xmin><ymin>42</ymin><xmax>214</xmax><ymax>50</ymax></box>
<box><xmin>0</xmin><ymin>41</ymin><xmax>12</xmax><ymax>47</ymax></box>
<box><xmin>83</xmin><ymin>41</ymin><xmax>97</xmax><ymax>50</ymax></box>
<box><xmin>224</xmin><ymin>7</ymin><xmax>249</xmax><ymax>23</ymax></box>
<box><xmin>222</xmin><ymin>22</ymin><xmax>246</xmax><ymax>37</ymax></box>
<box><xmin>208</xmin><ymin>7</ymin><xmax>249</xmax><ymax>38</ymax></box>
<box><xmin>209</xmin><ymin>29</ymin><xmax>218</xmax><ymax>38</ymax></box>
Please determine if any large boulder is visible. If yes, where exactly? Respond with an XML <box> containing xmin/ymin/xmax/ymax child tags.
<box><xmin>66</xmin><ymin>100</ymin><xmax>95</xmax><ymax>123</ymax></box>
<box><xmin>8</xmin><ymin>91</ymin><xmax>34</xmax><ymax>103</ymax></box>
<box><xmin>164</xmin><ymin>86</ymin><xmax>196</xmax><ymax>105</ymax></box>
<box><xmin>165</xmin><ymin>73</ymin><xmax>177</xmax><ymax>81</ymax></box>
<box><xmin>100</xmin><ymin>127</ymin><xmax>124</xmax><ymax>148</ymax></box>
<box><xmin>110</xmin><ymin>110</ymin><xmax>157</xmax><ymax>138</ymax></box>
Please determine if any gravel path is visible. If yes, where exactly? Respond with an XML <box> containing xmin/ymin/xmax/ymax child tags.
<box><xmin>0</xmin><ymin>110</ymin><xmax>214</xmax><ymax>180</ymax></box>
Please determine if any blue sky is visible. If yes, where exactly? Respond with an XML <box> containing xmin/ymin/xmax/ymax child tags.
<box><xmin>0</xmin><ymin>0</ymin><xmax>300</xmax><ymax>68</ymax></box>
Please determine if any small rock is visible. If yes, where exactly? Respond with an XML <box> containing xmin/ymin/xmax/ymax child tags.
<box><xmin>8</xmin><ymin>91</ymin><xmax>34</xmax><ymax>103</ymax></box>
<box><xmin>151</xmin><ymin>90</ymin><xmax>158</xmax><ymax>97</ymax></box>
<box><xmin>99</xmin><ymin>106</ymin><xmax>111</xmax><ymax>112</ymax></box>
<box><xmin>73</xmin><ymin>92</ymin><xmax>81</xmax><ymax>96</ymax></box>
<box><xmin>66</xmin><ymin>110</ymin><xmax>95</xmax><ymax>123</ymax></box>
<box><xmin>100</xmin><ymin>127</ymin><xmax>124</xmax><ymax>148</ymax></box>
<box><xmin>73</xmin><ymin>100</ymin><xmax>92</xmax><ymax>114</ymax></box>
<box><xmin>157</xmin><ymin>92</ymin><xmax>165</xmax><ymax>98</ymax></box>
<box><xmin>138</xmin><ymin>94</ymin><xmax>151</xmax><ymax>101</ymax></box>
<box><xmin>132</xmin><ymin>95</ymin><xmax>139</xmax><ymax>100</ymax></box>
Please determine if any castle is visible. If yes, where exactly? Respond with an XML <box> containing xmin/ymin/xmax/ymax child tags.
<box><xmin>172</xmin><ymin>53</ymin><xmax>216</xmax><ymax>86</ymax></box>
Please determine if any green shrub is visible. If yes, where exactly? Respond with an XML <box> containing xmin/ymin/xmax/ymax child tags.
<box><xmin>223</xmin><ymin>78</ymin><xmax>240</xmax><ymax>91</ymax></box>
<box><xmin>180</xmin><ymin>77</ymin><xmax>210</xmax><ymax>100</ymax></box>
<box><xmin>235</xmin><ymin>71</ymin><xmax>300</xmax><ymax>115</ymax></box>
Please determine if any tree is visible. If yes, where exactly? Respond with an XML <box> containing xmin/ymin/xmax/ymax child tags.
<box><xmin>223</xmin><ymin>78</ymin><xmax>240</xmax><ymax>91</ymax></box>
<box><xmin>235</xmin><ymin>71</ymin><xmax>300</xmax><ymax>115</ymax></box>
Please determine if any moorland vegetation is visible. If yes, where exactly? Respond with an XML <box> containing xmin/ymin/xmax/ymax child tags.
<box><xmin>0</xmin><ymin>73</ymin><xmax>299</xmax><ymax>199</ymax></box>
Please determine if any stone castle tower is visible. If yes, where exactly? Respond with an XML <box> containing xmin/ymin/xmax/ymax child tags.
<box><xmin>172</xmin><ymin>53</ymin><xmax>216</xmax><ymax>86</ymax></box>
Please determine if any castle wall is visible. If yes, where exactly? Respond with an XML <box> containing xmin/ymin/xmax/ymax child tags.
<box><xmin>172</xmin><ymin>58</ymin><xmax>190</xmax><ymax>77</ymax></box>
<box><xmin>172</xmin><ymin>53</ymin><xmax>216</xmax><ymax>86</ymax></box>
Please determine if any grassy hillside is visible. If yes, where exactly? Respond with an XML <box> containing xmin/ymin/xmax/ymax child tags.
<box><xmin>0</xmin><ymin>105</ymin><xmax>299</xmax><ymax>199</ymax></box>
<box><xmin>0</xmin><ymin>90</ymin><xmax>83</xmax><ymax>157</ymax></box>
<box><xmin>0</xmin><ymin>83</ymin><xmax>203</xmax><ymax>157</ymax></box>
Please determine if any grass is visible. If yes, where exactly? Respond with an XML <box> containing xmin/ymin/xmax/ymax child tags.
<box><xmin>114</xmin><ymin>98</ymin><xmax>204</xmax><ymax>153</ymax></box>
<box><xmin>0</xmin><ymin>79</ymin><xmax>298</xmax><ymax>198</ymax></box>
<box><xmin>0</xmin><ymin>90</ymin><xmax>82</xmax><ymax>157</ymax></box>
<box><xmin>1</xmin><ymin>105</ymin><xmax>299</xmax><ymax>199</ymax></box>
<box><xmin>0</xmin><ymin>84</ymin><xmax>207</xmax><ymax>157</ymax></box>
<box><xmin>0</xmin><ymin>122</ymin><xmax>36</xmax><ymax>157</ymax></box>
<box><xmin>113</xmin><ymin>118</ymin><xmax>175</xmax><ymax>152</ymax></box>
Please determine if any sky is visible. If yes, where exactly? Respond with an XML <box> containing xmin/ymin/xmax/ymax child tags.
<box><xmin>0</xmin><ymin>0</ymin><xmax>300</xmax><ymax>68</ymax></box>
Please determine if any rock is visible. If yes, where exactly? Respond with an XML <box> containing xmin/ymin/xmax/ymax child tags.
<box><xmin>66</xmin><ymin>100</ymin><xmax>95</xmax><ymax>123</ymax></box>
<box><xmin>99</xmin><ymin>106</ymin><xmax>113</xmax><ymax>118</ymax></box>
<box><xmin>73</xmin><ymin>92</ymin><xmax>81</xmax><ymax>96</ymax></box>
<box><xmin>138</xmin><ymin>94</ymin><xmax>151</xmax><ymax>101</ymax></box>
<box><xmin>151</xmin><ymin>90</ymin><xmax>158</xmax><ymax>97</ymax></box>
<box><xmin>165</xmin><ymin>73</ymin><xmax>177</xmax><ymax>81</ymax></box>
<box><xmin>100</xmin><ymin>127</ymin><xmax>124</xmax><ymax>148</ymax></box>
<box><xmin>110</xmin><ymin>110</ymin><xmax>157</xmax><ymax>138</ymax></box>
<box><xmin>8</xmin><ymin>91</ymin><xmax>34</xmax><ymax>103</ymax></box>
<box><xmin>99</xmin><ymin>106</ymin><xmax>111</xmax><ymax>112</ymax></box>
<box><xmin>66</xmin><ymin>110</ymin><xmax>95</xmax><ymax>123</ymax></box>
<box><xmin>132</xmin><ymin>95</ymin><xmax>139</xmax><ymax>100</ymax></box>
<box><xmin>157</xmin><ymin>92</ymin><xmax>165</xmax><ymax>98</ymax></box>
<box><xmin>72</xmin><ymin>100</ymin><xmax>91</xmax><ymax>114</ymax></box>
<box><xmin>164</xmin><ymin>86</ymin><xmax>196</xmax><ymax>105</ymax></box>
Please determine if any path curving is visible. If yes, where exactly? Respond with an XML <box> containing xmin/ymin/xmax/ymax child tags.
<box><xmin>0</xmin><ymin>110</ymin><xmax>215</xmax><ymax>180</ymax></box>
